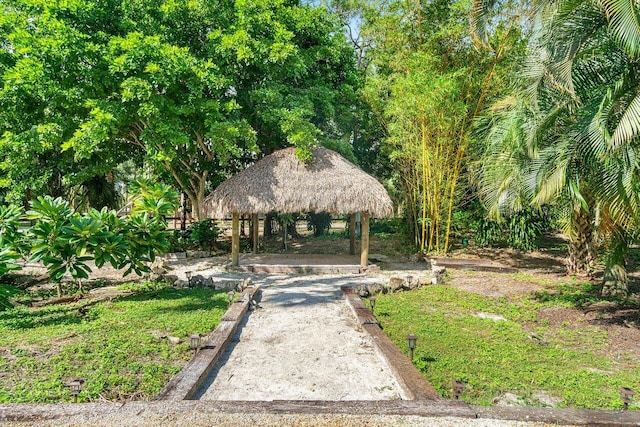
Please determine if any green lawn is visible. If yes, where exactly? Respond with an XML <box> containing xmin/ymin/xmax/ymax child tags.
<box><xmin>375</xmin><ymin>283</ymin><xmax>640</xmax><ymax>410</ymax></box>
<box><xmin>0</xmin><ymin>282</ymin><xmax>227</xmax><ymax>403</ymax></box>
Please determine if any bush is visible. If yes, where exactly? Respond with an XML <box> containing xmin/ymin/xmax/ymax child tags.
<box><xmin>475</xmin><ymin>208</ymin><xmax>549</xmax><ymax>251</ymax></box>
<box><xmin>475</xmin><ymin>218</ymin><xmax>503</xmax><ymax>247</ymax></box>
<box><xmin>507</xmin><ymin>208</ymin><xmax>549</xmax><ymax>251</ymax></box>
<box><xmin>370</xmin><ymin>217</ymin><xmax>404</xmax><ymax>235</ymax></box>
<box><xmin>168</xmin><ymin>219</ymin><xmax>220</xmax><ymax>252</ymax></box>
<box><xmin>188</xmin><ymin>219</ymin><xmax>220</xmax><ymax>251</ymax></box>
<box><xmin>0</xmin><ymin>180</ymin><xmax>179</xmax><ymax>298</ymax></box>
<box><xmin>306</xmin><ymin>212</ymin><xmax>332</xmax><ymax>237</ymax></box>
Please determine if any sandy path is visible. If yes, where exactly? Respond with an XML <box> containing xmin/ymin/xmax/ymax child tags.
<box><xmin>193</xmin><ymin>274</ymin><xmax>404</xmax><ymax>401</ymax></box>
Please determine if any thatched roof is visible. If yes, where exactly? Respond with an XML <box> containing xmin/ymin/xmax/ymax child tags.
<box><xmin>203</xmin><ymin>146</ymin><xmax>393</xmax><ymax>218</ymax></box>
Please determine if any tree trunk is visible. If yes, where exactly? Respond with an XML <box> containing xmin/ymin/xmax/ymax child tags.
<box><xmin>180</xmin><ymin>192</ymin><xmax>187</xmax><ymax>230</ymax></box>
<box><xmin>601</xmin><ymin>232</ymin><xmax>629</xmax><ymax>297</ymax></box>
<box><xmin>265</xmin><ymin>213</ymin><xmax>275</xmax><ymax>237</ymax></box>
<box><xmin>567</xmin><ymin>208</ymin><xmax>593</xmax><ymax>276</ymax></box>
<box><xmin>287</xmin><ymin>219</ymin><xmax>301</xmax><ymax>239</ymax></box>
<box><xmin>187</xmin><ymin>192</ymin><xmax>202</xmax><ymax>221</ymax></box>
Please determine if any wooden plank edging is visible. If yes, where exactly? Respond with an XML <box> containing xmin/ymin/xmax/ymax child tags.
<box><xmin>155</xmin><ymin>285</ymin><xmax>261</xmax><ymax>401</ymax></box>
<box><xmin>341</xmin><ymin>286</ymin><xmax>442</xmax><ymax>401</ymax></box>
<box><xmin>1</xmin><ymin>401</ymin><xmax>638</xmax><ymax>425</ymax></box>
<box><xmin>475</xmin><ymin>405</ymin><xmax>640</xmax><ymax>427</ymax></box>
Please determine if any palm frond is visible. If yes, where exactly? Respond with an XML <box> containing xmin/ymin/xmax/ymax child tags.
<box><xmin>610</xmin><ymin>92</ymin><xmax>640</xmax><ymax>149</ymax></box>
<box><xmin>599</xmin><ymin>0</ymin><xmax>640</xmax><ymax>57</ymax></box>
<box><xmin>470</xmin><ymin>0</ymin><xmax>496</xmax><ymax>49</ymax></box>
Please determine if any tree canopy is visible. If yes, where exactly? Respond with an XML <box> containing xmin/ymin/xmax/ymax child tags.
<box><xmin>0</xmin><ymin>0</ymin><xmax>359</xmax><ymax>217</ymax></box>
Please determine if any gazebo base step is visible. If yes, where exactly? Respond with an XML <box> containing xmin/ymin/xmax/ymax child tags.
<box><xmin>226</xmin><ymin>264</ymin><xmax>366</xmax><ymax>274</ymax></box>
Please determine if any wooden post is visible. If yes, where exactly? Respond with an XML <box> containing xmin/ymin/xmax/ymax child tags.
<box><xmin>252</xmin><ymin>213</ymin><xmax>259</xmax><ymax>254</ymax></box>
<box><xmin>349</xmin><ymin>213</ymin><xmax>356</xmax><ymax>255</ymax></box>
<box><xmin>231</xmin><ymin>213</ymin><xmax>240</xmax><ymax>266</ymax></box>
<box><xmin>360</xmin><ymin>212</ymin><xmax>370</xmax><ymax>267</ymax></box>
<box><xmin>180</xmin><ymin>192</ymin><xmax>187</xmax><ymax>230</ymax></box>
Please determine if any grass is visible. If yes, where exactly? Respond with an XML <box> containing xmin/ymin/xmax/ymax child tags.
<box><xmin>0</xmin><ymin>282</ymin><xmax>227</xmax><ymax>403</ymax></box>
<box><xmin>375</xmin><ymin>284</ymin><xmax>640</xmax><ymax>410</ymax></box>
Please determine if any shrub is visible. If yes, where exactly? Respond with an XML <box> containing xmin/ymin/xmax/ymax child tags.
<box><xmin>188</xmin><ymin>219</ymin><xmax>220</xmax><ymax>251</ymax></box>
<box><xmin>307</xmin><ymin>212</ymin><xmax>332</xmax><ymax>237</ymax></box>
<box><xmin>0</xmin><ymin>180</ymin><xmax>179</xmax><ymax>297</ymax></box>
<box><xmin>370</xmin><ymin>217</ymin><xmax>404</xmax><ymax>235</ymax></box>
<box><xmin>475</xmin><ymin>218</ymin><xmax>503</xmax><ymax>247</ymax></box>
<box><xmin>168</xmin><ymin>219</ymin><xmax>220</xmax><ymax>252</ymax></box>
<box><xmin>507</xmin><ymin>208</ymin><xmax>549</xmax><ymax>251</ymax></box>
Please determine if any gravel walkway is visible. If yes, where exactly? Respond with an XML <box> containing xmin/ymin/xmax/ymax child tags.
<box><xmin>193</xmin><ymin>275</ymin><xmax>404</xmax><ymax>401</ymax></box>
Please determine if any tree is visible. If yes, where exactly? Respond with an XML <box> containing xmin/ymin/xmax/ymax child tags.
<box><xmin>0</xmin><ymin>0</ymin><xmax>136</xmax><ymax>206</ymax></box>
<box><xmin>0</xmin><ymin>0</ymin><xmax>359</xmax><ymax>216</ymax></box>
<box><xmin>361</xmin><ymin>0</ymin><xmax>527</xmax><ymax>251</ymax></box>
<box><xmin>19</xmin><ymin>180</ymin><xmax>177</xmax><ymax>297</ymax></box>
<box><xmin>477</xmin><ymin>0</ymin><xmax>640</xmax><ymax>295</ymax></box>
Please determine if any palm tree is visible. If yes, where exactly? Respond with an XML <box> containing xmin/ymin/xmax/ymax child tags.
<box><xmin>475</xmin><ymin>0</ymin><xmax>640</xmax><ymax>296</ymax></box>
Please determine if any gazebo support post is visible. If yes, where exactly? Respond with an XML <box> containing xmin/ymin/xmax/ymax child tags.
<box><xmin>349</xmin><ymin>213</ymin><xmax>356</xmax><ymax>255</ymax></box>
<box><xmin>252</xmin><ymin>213</ymin><xmax>259</xmax><ymax>254</ymax></box>
<box><xmin>231</xmin><ymin>212</ymin><xmax>240</xmax><ymax>266</ymax></box>
<box><xmin>360</xmin><ymin>212</ymin><xmax>370</xmax><ymax>267</ymax></box>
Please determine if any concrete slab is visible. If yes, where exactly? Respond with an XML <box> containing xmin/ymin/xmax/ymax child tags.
<box><xmin>227</xmin><ymin>254</ymin><xmax>366</xmax><ymax>273</ymax></box>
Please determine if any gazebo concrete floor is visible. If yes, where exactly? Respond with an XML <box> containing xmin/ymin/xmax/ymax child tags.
<box><xmin>226</xmin><ymin>254</ymin><xmax>367</xmax><ymax>274</ymax></box>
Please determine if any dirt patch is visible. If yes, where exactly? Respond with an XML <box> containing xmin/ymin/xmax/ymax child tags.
<box><xmin>446</xmin><ymin>268</ymin><xmax>640</xmax><ymax>368</ymax></box>
<box><xmin>447</xmin><ymin>269</ymin><xmax>557</xmax><ymax>298</ymax></box>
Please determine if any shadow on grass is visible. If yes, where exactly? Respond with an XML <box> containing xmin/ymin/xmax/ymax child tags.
<box><xmin>0</xmin><ymin>288</ymin><xmax>228</xmax><ymax>331</ymax></box>
<box><xmin>117</xmin><ymin>287</ymin><xmax>228</xmax><ymax>314</ymax></box>
<box><xmin>0</xmin><ymin>303</ymin><xmax>86</xmax><ymax>330</ymax></box>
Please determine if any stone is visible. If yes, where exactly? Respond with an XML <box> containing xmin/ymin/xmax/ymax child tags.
<box><xmin>167</xmin><ymin>336</ymin><xmax>181</xmax><ymax>345</ymax></box>
<box><xmin>207</xmin><ymin>279</ymin><xmax>240</xmax><ymax>291</ymax></box>
<box><xmin>387</xmin><ymin>277</ymin><xmax>406</xmax><ymax>292</ymax></box>
<box><xmin>164</xmin><ymin>252</ymin><xmax>187</xmax><ymax>260</ymax></box>
<box><xmin>235</xmin><ymin>278</ymin><xmax>253</xmax><ymax>292</ymax></box>
<box><xmin>475</xmin><ymin>312</ymin><xmax>508</xmax><ymax>322</ymax></box>
<box><xmin>362</xmin><ymin>264</ymin><xmax>380</xmax><ymax>273</ymax></box>
<box><xmin>202</xmin><ymin>277</ymin><xmax>214</xmax><ymax>288</ymax></box>
<box><xmin>191</xmin><ymin>274</ymin><xmax>207</xmax><ymax>287</ymax></box>
<box><xmin>410</xmin><ymin>253</ymin><xmax>425</xmax><ymax>263</ymax></box>
<box><xmin>186</xmin><ymin>250</ymin><xmax>209</xmax><ymax>259</ymax></box>
<box><xmin>150</xmin><ymin>258</ymin><xmax>169</xmax><ymax>275</ymax></box>
<box><xmin>405</xmin><ymin>275</ymin><xmax>420</xmax><ymax>290</ymax></box>
<box><xmin>356</xmin><ymin>283</ymin><xmax>370</xmax><ymax>297</ymax></box>
<box><xmin>418</xmin><ymin>274</ymin><xmax>434</xmax><ymax>287</ymax></box>
<box><xmin>431</xmin><ymin>265</ymin><xmax>447</xmax><ymax>284</ymax></box>
<box><xmin>367</xmin><ymin>281</ymin><xmax>385</xmax><ymax>295</ymax></box>
<box><xmin>174</xmin><ymin>279</ymin><xmax>189</xmax><ymax>288</ymax></box>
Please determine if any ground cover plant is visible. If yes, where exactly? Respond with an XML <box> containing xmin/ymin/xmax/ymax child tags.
<box><xmin>375</xmin><ymin>275</ymin><xmax>640</xmax><ymax>410</ymax></box>
<box><xmin>0</xmin><ymin>282</ymin><xmax>227</xmax><ymax>403</ymax></box>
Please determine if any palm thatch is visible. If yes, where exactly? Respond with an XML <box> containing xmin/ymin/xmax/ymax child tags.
<box><xmin>203</xmin><ymin>147</ymin><xmax>393</xmax><ymax>218</ymax></box>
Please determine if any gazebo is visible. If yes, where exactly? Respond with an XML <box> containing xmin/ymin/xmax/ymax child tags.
<box><xmin>202</xmin><ymin>146</ymin><xmax>393</xmax><ymax>268</ymax></box>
